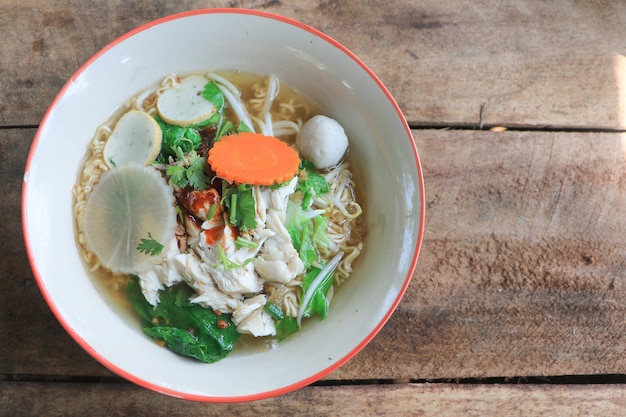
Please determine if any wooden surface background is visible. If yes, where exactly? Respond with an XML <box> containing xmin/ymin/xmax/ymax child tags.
<box><xmin>3</xmin><ymin>0</ymin><xmax>626</xmax><ymax>415</ymax></box>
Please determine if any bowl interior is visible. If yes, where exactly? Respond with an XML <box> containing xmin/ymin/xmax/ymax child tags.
<box><xmin>23</xmin><ymin>9</ymin><xmax>423</xmax><ymax>401</ymax></box>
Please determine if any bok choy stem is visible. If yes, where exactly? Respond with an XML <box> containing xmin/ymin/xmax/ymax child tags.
<box><xmin>297</xmin><ymin>251</ymin><xmax>344</xmax><ymax>328</ymax></box>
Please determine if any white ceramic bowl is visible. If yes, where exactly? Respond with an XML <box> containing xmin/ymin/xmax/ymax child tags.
<box><xmin>22</xmin><ymin>9</ymin><xmax>424</xmax><ymax>402</ymax></box>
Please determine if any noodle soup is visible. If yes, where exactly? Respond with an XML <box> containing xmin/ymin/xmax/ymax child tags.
<box><xmin>73</xmin><ymin>70</ymin><xmax>365</xmax><ymax>363</ymax></box>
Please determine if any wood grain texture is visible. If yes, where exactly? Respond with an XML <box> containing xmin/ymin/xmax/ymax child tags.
<box><xmin>336</xmin><ymin>129</ymin><xmax>626</xmax><ymax>380</ymax></box>
<box><xmin>5</xmin><ymin>0</ymin><xmax>626</xmax><ymax>413</ymax></box>
<box><xmin>2</xmin><ymin>382</ymin><xmax>626</xmax><ymax>416</ymax></box>
<box><xmin>1</xmin><ymin>0</ymin><xmax>625</xmax><ymax>128</ymax></box>
<box><xmin>5</xmin><ymin>128</ymin><xmax>626</xmax><ymax>380</ymax></box>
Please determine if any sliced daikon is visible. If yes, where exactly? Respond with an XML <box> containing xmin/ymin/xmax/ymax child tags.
<box><xmin>82</xmin><ymin>163</ymin><xmax>176</xmax><ymax>275</ymax></box>
<box><xmin>156</xmin><ymin>75</ymin><xmax>216</xmax><ymax>126</ymax></box>
<box><xmin>103</xmin><ymin>110</ymin><xmax>162</xmax><ymax>168</ymax></box>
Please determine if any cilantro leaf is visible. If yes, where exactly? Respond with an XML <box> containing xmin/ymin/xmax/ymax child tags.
<box><xmin>186</xmin><ymin>152</ymin><xmax>211</xmax><ymax>190</ymax></box>
<box><xmin>222</xmin><ymin>183</ymin><xmax>257</xmax><ymax>231</ymax></box>
<box><xmin>166</xmin><ymin>150</ymin><xmax>211</xmax><ymax>191</ymax></box>
<box><xmin>137</xmin><ymin>233</ymin><xmax>164</xmax><ymax>256</ymax></box>
<box><xmin>296</xmin><ymin>160</ymin><xmax>329</xmax><ymax>208</ymax></box>
<box><xmin>166</xmin><ymin>165</ymin><xmax>186</xmax><ymax>187</ymax></box>
<box><xmin>213</xmin><ymin>116</ymin><xmax>253</xmax><ymax>142</ymax></box>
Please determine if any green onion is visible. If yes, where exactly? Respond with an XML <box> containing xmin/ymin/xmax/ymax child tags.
<box><xmin>207</xmin><ymin>203</ymin><xmax>217</xmax><ymax>220</ymax></box>
<box><xmin>215</xmin><ymin>245</ymin><xmax>241</xmax><ymax>271</ymax></box>
<box><xmin>264</xmin><ymin>302</ymin><xmax>285</xmax><ymax>320</ymax></box>
<box><xmin>229</xmin><ymin>193</ymin><xmax>237</xmax><ymax>225</ymax></box>
<box><xmin>235</xmin><ymin>236</ymin><xmax>257</xmax><ymax>249</ymax></box>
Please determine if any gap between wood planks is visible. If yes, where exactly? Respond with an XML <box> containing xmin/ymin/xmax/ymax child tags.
<box><xmin>4</xmin><ymin>122</ymin><xmax>626</xmax><ymax>133</ymax></box>
<box><xmin>3</xmin><ymin>373</ymin><xmax>626</xmax><ymax>385</ymax></box>
<box><xmin>407</xmin><ymin>122</ymin><xmax>626</xmax><ymax>133</ymax></box>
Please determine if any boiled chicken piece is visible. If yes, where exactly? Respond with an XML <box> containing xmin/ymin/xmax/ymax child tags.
<box><xmin>251</xmin><ymin>177</ymin><xmax>297</xmax><ymax>232</ymax></box>
<box><xmin>255</xmin><ymin>235</ymin><xmax>304</xmax><ymax>284</ymax></box>
<box><xmin>173</xmin><ymin>251</ymin><xmax>240</xmax><ymax>313</ymax></box>
<box><xmin>137</xmin><ymin>270</ymin><xmax>163</xmax><ymax>306</ymax></box>
<box><xmin>195</xmin><ymin>225</ymin><xmax>269</xmax><ymax>295</ymax></box>
<box><xmin>232</xmin><ymin>294</ymin><xmax>276</xmax><ymax>337</ymax></box>
<box><xmin>265</xmin><ymin>209</ymin><xmax>292</xmax><ymax>242</ymax></box>
<box><xmin>137</xmin><ymin>237</ymin><xmax>184</xmax><ymax>305</ymax></box>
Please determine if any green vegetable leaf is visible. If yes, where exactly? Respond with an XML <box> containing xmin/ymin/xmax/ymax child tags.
<box><xmin>285</xmin><ymin>200</ymin><xmax>330</xmax><ymax>269</ymax></box>
<box><xmin>136</xmin><ymin>233</ymin><xmax>164</xmax><ymax>256</ymax></box>
<box><xmin>236</xmin><ymin>120</ymin><xmax>252</xmax><ymax>133</ymax></box>
<box><xmin>166</xmin><ymin>165</ymin><xmax>186</xmax><ymax>187</ymax></box>
<box><xmin>186</xmin><ymin>152</ymin><xmax>212</xmax><ymax>190</ymax></box>
<box><xmin>154</xmin><ymin>116</ymin><xmax>203</xmax><ymax>158</ymax></box>
<box><xmin>143</xmin><ymin>327</ymin><xmax>215</xmax><ymax>363</ymax></box>
<box><xmin>301</xmin><ymin>266</ymin><xmax>334</xmax><ymax>320</ymax></box>
<box><xmin>166</xmin><ymin>150</ymin><xmax>211</xmax><ymax>191</ymax></box>
<box><xmin>296</xmin><ymin>160</ymin><xmax>329</xmax><ymax>209</ymax></box>
<box><xmin>202</xmin><ymin>81</ymin><xmax>225</xmax><ymax>112</ymax></box>
<box><xmin>215</xmin><ymin>120</ymin><xmax>235</xmax><ymax>142</ymax></box>
<box><xmin>222</xmin><ymin>182</ymin><xmax>257</xmax><ymax>231</ymax></box>
<box><xmin>213</xmin><ymin>116</ymin><xmax>253</xmax><ymax>142</ymax></box>
<box><xmin>126</xmin><ymin>276</ymin><xmax>239</xmax><ymax>364</ymax></box>
<box><xmin>275</xmin><ymin>316</ymin><xmax>299</xmax><ymax>341</ymax></box>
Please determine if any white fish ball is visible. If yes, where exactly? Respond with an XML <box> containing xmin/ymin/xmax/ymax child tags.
<box><xmin>296</xmin><ymin>115</ymin><xmax>348</xmax><ymax>169</ymax></box>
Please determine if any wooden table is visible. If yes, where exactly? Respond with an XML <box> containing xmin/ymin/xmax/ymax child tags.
<box><xmin>3</xmin><ymin>1</ymin><xmax>626</xmax><ymax>415</ymax></box>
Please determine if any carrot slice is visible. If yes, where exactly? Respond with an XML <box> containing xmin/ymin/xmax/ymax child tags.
<box><xmin>208</xmin><ymin>132</ymin><xmax>300</xmax><ymax>185</ymax></box>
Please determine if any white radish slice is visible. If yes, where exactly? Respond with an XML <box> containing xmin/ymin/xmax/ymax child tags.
<box><xmin>82</xmin><ymin>163</ymin><xmax>176</xmax><ymax>275</ymax></box>
<box><xmin>103</xmin><ymin>110</ymin><xmax>162</xmax><ymax>168</ymax></box>
<box><xmin>156</xmin><ymin>74</ymin><xmax>216</xmax><ymax>126</ymax></box>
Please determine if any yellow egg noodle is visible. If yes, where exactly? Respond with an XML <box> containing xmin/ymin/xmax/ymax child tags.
<box><xmin>73</xmin><ymin>70</ymin><xmax>364</xmax><ymax>351</ymax></box>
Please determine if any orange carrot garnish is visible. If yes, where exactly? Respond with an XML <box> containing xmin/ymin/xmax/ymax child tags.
<box><xmin>208</xmin><ymin>132</ymin><xmax>300</xmax><ymax>185</ymax></box>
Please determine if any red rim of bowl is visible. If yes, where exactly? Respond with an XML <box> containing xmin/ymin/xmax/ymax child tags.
<box><xmin>22</xmin><ymin>7</ymin><xmax>425</xmax><ymax>402</ymax></box>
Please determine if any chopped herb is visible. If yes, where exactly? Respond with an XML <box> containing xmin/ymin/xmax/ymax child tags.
<box><xmin>296</xmin><ymin>160</ymin><xmax>329</xmax><ymax>208</ymax></box>
<box><xmin>264</xmin><ymin>302</ymin><xmax>285</xmax><ymax>321</ymax></box>
<box><xmin>174</xmin><ymin>206</ymin><xmax>184</xmax><ymax>224</ymax></box>
<box><xmin>136</xmin><ymin>233</ymin><xmax>164</xmax><ymax>256</ymax></box>
<box><xmin>186</xmin><ymin>152</ymin><xmax>212</xmax><ymax>190</ymax></box>
<box><xmin>235</xmin><ymin>236</ymin><xmax>257</xmax><ymax>249</ymax></box>
<box><xmin>207</xmin><ymin>203</ymin><xmax>217</xmax><ymax>220</ymax></box>
<box><xmin>237</xmin><ymin>120</ymin><xmax>252</xmax><ymax>133</ymax></box>
<box><xmin>215</xmin><ymin>119</ymin><xmax>234</xmax><ymax>142</ymax></box>
<box><xmin>222</xmin><ymin>182</ymin><xmax>257</xmax><ymax>231</ymax></box>
<box><xmin>166</xmin><ymin>150</ymin><xmax>211</xmax><ymax>190</ymax></box>
<box><xmin>229</xmin><ymin>193</ymin><xmax>238</xmax><ymax>225</ymax></box>
<box><xmin>215</xmin><ymin>245</ymin><xmax>242</xmax><ymax>271</ymax></box>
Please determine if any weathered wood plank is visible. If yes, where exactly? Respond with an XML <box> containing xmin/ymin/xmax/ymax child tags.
<box><xmin>1</xmin><ymin>0</ymin><xmax>625</xmax><ymax>129</ymax></box>
<box><xmin>6</xmin><ymin>127</ymin><xmax>626</xmax><ymax>380</ymax></box>
<box><xmin>337</xmin><ymin>129</ymin><xmax>626</xmax><ymax>380</ymax></box>
<box><xmin>2</xmin><ymin>381</ymin><xmax>626</xmax><ymax>416</ymax></box>
<box><xmin>0</xmin><ymin>128</ymin><xmax>111</xmax><ymax>377</ymax></box>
